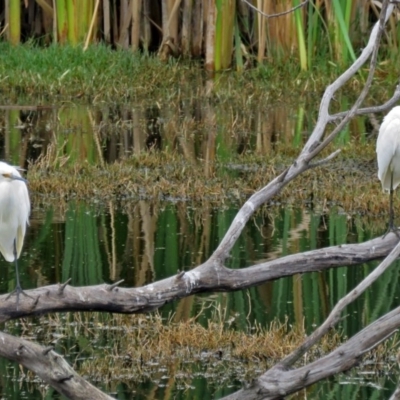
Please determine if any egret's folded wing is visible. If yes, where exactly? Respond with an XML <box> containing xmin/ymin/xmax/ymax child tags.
<box><xmin>377</xmin><ymin>117</ymin><xmax>400</xmax><ymax>190</ymax></box>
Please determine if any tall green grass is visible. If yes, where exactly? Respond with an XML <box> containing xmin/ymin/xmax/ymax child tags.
<box><xmin>2</xmin><ymin>1</ymin><xmax>400</xmax><ymax>71</ymax></box>
<box><xmin>215</xmin><ymin>0</ymin><xmax>235</xmax><ymax>71</ymax></box>
<box><xmin>292</xmin><ymin>0</ymin><xmax>356</xmax><ymax>70</ymax></box>
<box><xmin>8</xmin><ymin>0</ymin><xmax>21</xmax><ymax>45</ymax></box>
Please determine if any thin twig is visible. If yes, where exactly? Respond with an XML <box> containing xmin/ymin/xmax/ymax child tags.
<box><xmin>329</xmin><ymin>84</ymin><xmax>400</xmax><ymax>121</ymax></box>
<box><xmin>308</xmin><ymin>149</ymin><xmax>341</xmax><ymax>168</ymax></box>
<box><xmin>241</xmin><ymin>0</ymin><xmax>309</xmax><ymax>19</ymax></box>
<box><xmin>304</xmin><ymin>0</ymin><xmax>392</xmax><ymax>162</ymax></box>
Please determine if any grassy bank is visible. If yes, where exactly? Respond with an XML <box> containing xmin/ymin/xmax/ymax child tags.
<box><xmin>0</xmin><ymin>43</ymin><xmax>392</xmax><ymax>215</ymax></box>
<box><xmin>0</xmin><ymin>42</ymin><xmax>396</xmax><ymax>104</ymax></box>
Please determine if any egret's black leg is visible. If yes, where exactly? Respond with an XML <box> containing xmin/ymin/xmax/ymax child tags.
<box><xmin>383</xmin><ymin>171</ymin><xmax>400</xmax><ymax>238</ymax></box>
<box><xmin>6</xmin><ymin>239</ymin><xmax>33</xmax><ymax>309</ymax></box>
<box><xmin>13</xmin><ymin>239</ymin><xmax>22</xmax><ymax>291</ymax></box>
<box><xmin>389</xmin><ymin>179</ymin><xmax>395</xmax><ymax>229</ymax></box>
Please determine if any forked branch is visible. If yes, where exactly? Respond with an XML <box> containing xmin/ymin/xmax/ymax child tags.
<box><xmin>212</xmin><ymin>0</ymin><xmax>397</xmax><ymax>262</ymax></box>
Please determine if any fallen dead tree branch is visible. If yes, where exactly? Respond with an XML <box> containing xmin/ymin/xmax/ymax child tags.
<box><xmin>0</xmin><ymin>232</ymin><xmax>397</xmax><ymax>322</ymax></box>
<box><xmin>223</xmin><ymin>304</ymin><xmax>400</xmax><ymax>399</ymax></box>
<box><xmin>0</xmin><ymin>331</ymin><xmax>112</xmax><ymax>400</ymax></box>
<box><xmin>221</xmin><ymin>240</ymin><xmax>400</xmax><ymax>399</ymax></box>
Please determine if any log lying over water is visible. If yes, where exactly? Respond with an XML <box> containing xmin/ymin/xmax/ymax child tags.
<box><xmin>0</xmin><ymin>232</ymin><xmax>397</xmax><ymax>398</ymax></box>
<box><xmin>0</xmin><ymin>232</ymin><xmax>396</xmax><ymax>321</ymax></box>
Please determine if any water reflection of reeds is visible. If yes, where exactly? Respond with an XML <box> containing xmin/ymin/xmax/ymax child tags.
<box><xmin>0</xmin><ymin>99</ymin><xmax>372</xmax><ymax>169</ymax></box>
<box><xmin>1</xmin><ymin>201</ymin><xmax>397</xmax><ymax>399</ymax></box>
<box><xmin>2</xmin><ymin>201</ymin><xmax>393</xmax><ymax>338</ymax></box>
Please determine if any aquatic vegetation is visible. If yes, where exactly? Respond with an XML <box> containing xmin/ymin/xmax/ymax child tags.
<box><xmin>8</xmin><ymin>307</ymin><xmax>396</xmax><ymax>396</ymax></box>
<box><xmin>12</xmin><ymin>310</ymin><xmax>341</xmax><ymax>391</ymax></box>
<box><xmin>26</xmin><ymin>140</ymin><xmax>383</xmax><ymax>217</ymax></box>
<box><xmin>0</xmin><ymin>3</ymin><xmax>398</xmax><ymax>398</ymax></box>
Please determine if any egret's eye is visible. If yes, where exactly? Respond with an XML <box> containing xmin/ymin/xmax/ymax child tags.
<box><xmin>2</xmin><ymin>173</ymin><xmax>11</xmax><ymax>178</ymax></box>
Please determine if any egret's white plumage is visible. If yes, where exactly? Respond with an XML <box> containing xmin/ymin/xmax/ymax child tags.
<box><xmin>377</xmin><ymin>106</ymin><xmax>400</xmax><ymax>191</ymax></box>
<box><xmin>0</xmin><ymin>161</ymin><xmax>30</xmax><ymax>301</ymax></box>
<box><xmin>376</xmin><ymin>106</ymin><xmax>400</xmax><ymax>232</ymax></box>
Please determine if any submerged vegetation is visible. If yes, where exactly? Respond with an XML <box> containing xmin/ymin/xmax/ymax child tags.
<box><xmin>0</xmin><ymin>41</ymin><xmax>386</xmax><ymax>216</ymax></box>
<box><xmin>0</xmin><ymin>40</ymin><xmax>387</xmax><ymax>216</ymax></box>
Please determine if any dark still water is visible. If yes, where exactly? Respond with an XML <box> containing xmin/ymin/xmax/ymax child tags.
<box><xmin>0</xmin><ymin>99</ymin><xmax>394</xmax><ymax>399</ymax></box>
<box><xmin>0</xmin><ymin>201</ymin><xmax>398</xmax><ymax>399</ymax></box>
<box><xmin>0</xmin><ymin>95</ymin><xmax>371</xmax><ymax>168</ymax></box>
<box><xmin>7</xmin><ymin>201</ymin><xmax>395</xmax><ymax>328</ymax></box>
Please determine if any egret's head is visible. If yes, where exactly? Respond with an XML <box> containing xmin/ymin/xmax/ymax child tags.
<box><xmin>1</xmin><ymin>172</ymin><xmax>27</xmax><ymax>183</ymax></box>
<box><xmin>0</xmin><ymin>162</ymin><xmax>27</xmax><ymax>183</ymax></box>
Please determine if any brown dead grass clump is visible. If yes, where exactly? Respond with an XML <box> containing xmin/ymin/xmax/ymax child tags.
<box><xmin>27</xmin><ymin>141</ymin><xmax>385</xmax><ymax>216</ymax></box>
<box><xmin>13</xmin><ymin>305</ymin><xmax>399</xmax><ymax>392</ymax></box>
<box><xmin>47</xmin><ymin>311</ymin><xmax>342</xmax><ymax>386</ymax></box>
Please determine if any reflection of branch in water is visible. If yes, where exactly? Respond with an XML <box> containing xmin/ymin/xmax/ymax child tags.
<box><xmin>108</xmin><ymin>201</ymin><xmax>117</xmax><ymax>281</ymax></box>
<box><xmin>260</xmin><ymin>209</ymin><xmax>311</xmax><ymax>262</ymax></box>
<box><xmin>88</xmin><ymin>109</ymin><xmax>105</xmax><ymax>168</ymax></box>
<box><xmin>138</xmin><ymin>200</ymin><xmax>156</xmax><ymax>280</ymax></box>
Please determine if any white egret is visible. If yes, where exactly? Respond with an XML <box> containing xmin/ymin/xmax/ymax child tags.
<box><xmin>0</xmin><ymin>162</ymin><xmax>30</xmax><ymax>303</ymax></box>
<box><xmin>376</xmin><ymin>106</ymin><xmax>400</xmax><ymax>233</ymax></box>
